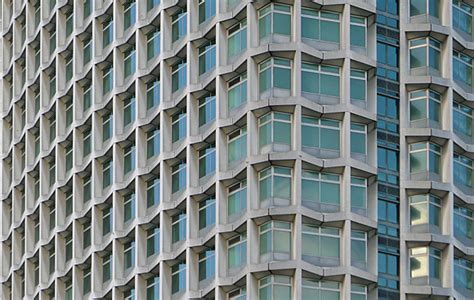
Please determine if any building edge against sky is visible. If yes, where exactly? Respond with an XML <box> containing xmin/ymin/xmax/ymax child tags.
<box><xmin>1</xmin><ymin>0</ymin><xmax>474</xmax><ymax>299</ymax></box>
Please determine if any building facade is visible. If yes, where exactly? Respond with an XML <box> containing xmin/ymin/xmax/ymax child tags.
<box><xmin>0</xmin><ymin>0</ymin><xmax>473</xmax><ymax>299</ymax></box>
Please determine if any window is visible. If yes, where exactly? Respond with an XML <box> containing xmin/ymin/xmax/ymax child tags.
<box><xmin>378</xmin><ymin>42</ymin><xmax>399</xmax><ymax>68</ymax></box>
<box><xmin>171</xmin><ymin>109</ymin><xmax>186</xmax><ymax>143</ymax></box>
<box><xmin>124</xmin><ymin>193</ymin><xmax>136</xmax><ymax>222</ymax></box>
<box><xmin>82</xmin><ymin>221</ymin><xmax>91</xmax><ymax>249</ymax></box>
<box><xmin>453</xmin><ymin>0</ymin><xmax>472</xmax><ymax>36</ymax></box>
<box><xmin>83</xmin><ymin>38</ymin><xmax>92</xmax><ymax>65</ymax></box>
<box><xmin>199</xmin><ymin>196</ymin><xmax>215</xmax><ymax>230</ymax></box>
<box><xmin>410</xmin><ymin>0</ymin><xmax>439</xmax><ymax>19</ymax></box>
<box><xmin>50</xmin><ymin>74</ymin><xmax>56</xmax><ymax>99</ymax></box>
<box><xmin>351</xmin><ymin>123</ymin><xmax>367</xmax><ymax>159</ymax></box>
<box><xmin>454</xmin><ymin>153</ymin><xmax>474</xmax><ymax>191</ymax></box>
<box><xmin>351</xmin><ymin>284</ymin><xmax>368</xmax><ymax>300</ymax></box>
<box><xmin>351</xmin><ymin>230</ymin><xmax>367</xmax><ymax>269</ymax></box>
<box><xmin>124</xmin><ymin>48</ymin><xmax>136</xmax><ymax>79</ymax></box>
<box><xmin>454</xmin><ymin>102</ymin><xmax>473</xmax><ymax>138</ymax></box>
<box><xmin>147</xmin><ymin>79</ymin><xmax>160</xmax><ymax>110</ymax></box>
<box><xmin>147</xmin><ymin>128</ymin><xmax>160</xmax><ymax>159</ymax></box>
<box><xmin>455</xmin><ymin>256</ymin><xmax>474</xmax><ymax>292</ymax></box>
<box><xmin>351</xmin><ymin>176</ymin><xmax>367</xmax><ymax>215</ymax></box>
<box><xmin>350</xmin><ymin>69</ymin><xmax>367</xmax><ymax>104</ymax></box>
<box><xmin>228</xmin><ymin>180</ymin><xmax>246</xmax><ymax>218</ymax></box>
<box><xmin>228</xmin><ymin>126</ymin><xmax>247</xmax><ymax>166</ymax></box>
<box><xmin>350</xmin><ymin>15</ymin><xmax>367</xmax><ymax>49</ymax></box>
<box><xmin>171</xmin><ymin>161</ymin><xmax>186</xmax><ymax>194</ymax></box>
<box><xmin>83</xmin><ymin>129</ymin><xmax>91</xmax><ymax>157</ymax></box>
<box><xmin>228</xmin><ymin>287</ymin><xmax>246</xmax><ymax>300</ymax></box>
<box><xmin>83</xmin><ymin>0</ymin><xmax>92</xmax><ymax>18</ymax></box>
<box><xmin>124</xmin><ymin>289</ymin><xmax>135</xmax><ymax>300</ymax></box>
<box><xmin>103</xmin><ymin>207</ymin><xmax>112</xmax><ymax>235</ymax></box>
<box><xmin>49</xmin><ymin>162</ymin><xmax>55</xmax><ymax>187</ymax></box>
<box><xmin>258</xmin><ymin>4</ymin><xmax>291</xmax><ymax>42</ymax></box>
<box><xmin>147</xmin><ymin>28</ymin><xmax>160</xmax><ymax>61</ymax></box>
<box><xmin>65</xmin><ymin>234</ymin><xmax>72</xmax><ymax>261</ymax></box>
<box><xmin>147</xmin><ymin>227</ymin><xmax>160</xmax><ymax>257</ymax></box>
<box><xmin>103</xmin><ymin>19</ymin><xmax>113</xmax><ymax>48</ymax></box>
<box><xmin>228</xmin><ymin>233</ymin><xmax>246</xmax><ymax>270</ymax></box>
<box><xmin>301</xmin><ymin>8</ymin><xmax>340</xmax><ymax>45</ymax></box>
<box><xmin>378</xmin><ymin>146</ymin><xmax>399</xmax><ymax>185</ymax></box>
<box><xmin>198</xmin><ymin>248</ymin><xmax>215</xmax><ymax>282</ymax></box>
<box><xmin>103</xmin><ymin>112</ymin><xmax>113</xmax><ymax>142</ymax></box>
<box><xmin>146</xmin><ymin>177</ymin><xmax>160</xmax><ymax>208</ymax></box>
<box><xmin>302</xmin><ymin>278</ymin><xmax>340</xmax><ymax>300</ymax></box>
<box><xmin>124</xmin><ymin>145</ymin><xmax>136</xmax><ymax>175</ymax></box>
<box><xmin>301</xmin><ymin>63</ymin><xmax>340</xmax><ymax>98</ymax></box>
<box><xmin>171</xmin><ymin>211</ymin><xmax>186</xmax><ymax>243</ymax></box>
<box><xmin>83</xmin><ymin>268</ymin><xmax>91</xmax><ymax>295</ymax></box>
<box><xmin>228</xmin><ymin>19</ymin><xmax>247</xmax><ymax>58</ymax></box>
<box><xmin>456</xmin><ymin>51</ymin><xmax>474</xmax><ymax>90</ymax></box>
<box><xmin>103</xmin><ymin>67</ymin><xmax>113</xmax><ymax>95</ymax></box>
<box><xmin>124</xmin><ymin>1</ymin><xmax>136</xmax><ymax>30</ymax></box>
<box><xmin>454</xmin><ymin>204</ymin><xmax>474</xmax><ymax>241</ymax></box>
<box><xmin>259</xmin><ymin>57</ymin><xmax>291</xmax><ymax>94</ymax></box>
<box><xmin>198</xmin><ymin>41</ymin><xmax>216</xmax><ymax>75</ymax></box>
<box><xmin>258</xmin><ymin>275</ymin><xmax>292</xmax><ymax>300</ymax></box>
<box><xmin>83</xmin><ymin>86</ymin><xmax>92</xmax><ymax>112</ymax></box>
<box><xmin>65</xmin><ymin>58</ymin><xmax>73</xmax><ymax>82</ymax></box>
<box><xmin>172</xmin><ymin>9</ymin><xmax>187</xmax><ymax>43</ymax></box>
<box><xmin>65</xmin><ymin>280</ymin><xmax>72</xmax><ymax>300</ymax></box>
<box><xmin>259</xmin><ymin>220</ymin><xmax>292</xmax><ymax>260</ymax></box>
<box><xmin>171</xmin><ymin>59</ymin><xmax>186</xmax><ymax>93</ymax></box>
<box><xmin>378</xmin><ymin>251</ymin><xmax>399</xmax><ymax>288</ymax></box>
<box><xmin>171</xmin><ymin>261</ymin><xmax>186</xmax><ymax>294</ymax></box>
<box><xmin>123</xmin><ymin>97</ymin><xmax>136</xmax><ymax>127</ymax></box>
<box><xmin>103</xmin><ymin>160</ymin><xmax>113</xmax><ymax>189</ymax></box>
<box><xmin>198</xmin><ymin>0</ymin><xmax>215</xmax><ymax>24</ymax></box>
<box><xmin>102</xmin><ymin>254</ymin><xmax>112</xmax><ymax>283</ymax></box>
<box><xmin>409</xmin><ymin>89</ymin><xmax>441</xmax><ymax>127</ymax></box>
<box><xmin>65</xmin><ymin>100</ymin><xmax>73</xmax><ymax>127</ymax></box>
<box><xmin>302</xmin><ymin>223</ymin><xmax>340</xmax><ymax>266</ymax></box>
<box><xmin>198</xmin><ymin>93</ymin><xmax>215</xmax><ymax>127</ymax></box>
<box><xmin>124</xmin><ymin>241</ymin><xmax>135</xmax><ymax>270</ymax></box>
<box><xmin>301</xmin><ymin>116</ymin><xmax>340</xmax><ymax>156</ymax></box>
<box><xmin>259</xmin><ymin>166</ymin><xmax>292</xmax><ymax>206</ymax></box>
<box><xmin>409</xmin><ymin>194</ymin><xmax>441</xmax><ymax>231</ymax></box>
<box><xmin>146</xmin><ymin>276</ymin><xmax>160</xmax><ymax>300</ymax></box>
<box><xmin>409</xmin><ymin>38</ymin><xmax>441</xmax><ymax>74</ymax></box>
<box><xmin>199</xmin><ymin>145</ymin><xmax>215</xmax><ymax>178</ymax></box>
<box><xmin>50</xmin><ymin>31</ymin><xmax>56</xmax><ymax>56</ymax></box>
<box><xmin>409</xmin><ymin>142</ymin><xmax>441</xmax><ymax>179</ymax></box>
<box><xmin>228</xmin><ymin>73</ymin><xmax>247</xmax><ymax>110</ymax></box>
<box><xmin>301</xmin><ymin>170</ymin><xmax>340</xmax><ymax>212</ymax></box>
<box><xmin>409</xmin><ymin>246</ymin><xmax>441</xmax><ymax>284</ymax></box>
<box><xmin>259</xmin><ymin>112</ymin><xmax>291</xmax><ymax>152</ymax></box>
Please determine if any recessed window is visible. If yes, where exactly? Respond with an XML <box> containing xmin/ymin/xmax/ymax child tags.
<box><xmin>123</xmin><ymin>192</ymin><xmax>136</xmax><ymax>222</ymax></box>
<box><xmin>258</xmin><ymin>4</ymin><xmax>291</xmax><ymax>42</ymax></box>
<box><xmin>258</xmin><ymin>275</ymin><xmax>292</xmax><ymax>299</ymax></box>
<box><xmin>198</xmin><ymin>196</ymin><xmax>215</xmax><ymax>230</ymax></box>
<box><xmin>351</xmin><ymin>284</ymin><xmax>368</xmax><ymax>300</ymax></box>
<box><xmin>227</xmin><ymin>126</ymin><xmax>247</xmax><ymax>166</ymax></box>
<box><xmin>147</xmin><ymin>79</ymin><xmax>160</xmax><ymax>110</ymax></box>
<box><xmin>123</xmin><ymin>145</ymin><xmax>136</xmax><ymax>175</ymax></box>
<box><xmin>146</xmin><ymin>226</ymin><xmax>160</xmax><ymax>256</ymax></box>
<box><xmin>198</xmin><ymin>248</ymin><xmax>215</xmax><ymax>282</ymax></box>
<box><xmin>410</xmin><ymin>0</ymin><xmax>439</xmax><ymax>19</ymax></box>
<box><xmin>453</xmin><ymin>1</ymin><xmax>472</xmax><ymax>36</ymax></box>
<box><xmin>409</xmin><ymin>194</ymin><xmax>441</xmax><ymax>232</ymax></box>
<box><xmin>103</xmin><ymin>112</ymin><xmax>113</xmax><ymax>142</ymax></box>
<box><xmin>301</xmin><ymin>8</ymin><xmax>340</xmax><ymax>45</ymax></box>
<box><xmin>350</xmin><ymin>122</ymin><xmax>367</xmax><ymax>159</ymax></box>
<box><xmin>199</xmin><ymin>145</ymin><xmax>215</xmax><ymax>178</ymax></box>
<box><xmin>124</xmin><ymin>48</ymin><xmax>136</xmax><ymax>79</ymax></box>
<box><xmin>172</xmin><ymin>211</ymin><xmax>186</xmax><ymax>243</ymax></box>
<box><xmin>103</xmin><ymin>254</ymin><xmax>112</xmax><ymax>282</ymax></box>
<box><xmin>259</xmin><ymin>166</ymin><xmax>292</xmax><ymax>206</ymax></box>
<box><xmin>302</xmin><ymin>278</ymin><xmax>340</xmax><ymax>299</ymax></box>
<box><xmin>147</xmin><ymin>28</ymin><xmax>160</xmax><ymax>61</ymax></box>
<box><xmin>146</xmin><ymin>177</ymin><xmax>160</xmax><ymax>208</ymax></box>
<box><xmin>409</xmin><ymin>246</ymin><xmax>441</xmax><ymax>285</ymax></box>
<box><xmin>350</xmin><ymin>15</ymin><xmax>367</xmax><ymax>49</ymax></box>
<box><xmin>350</xmin><ymin>69</ymin><xmax>367</xmax><ymax>105</ymax></box>
<box><xmin>258</xmin><ymin>112</ymin><xmax>292</xmax><ymax>153</ymax></box>
<box><xmin>259</xmin><ymin>57</ymin><xmax>291</xmax><ymax>94</ymax></box>
<box><xmin>123</xmin><ymin>96</ymin><xmax>136</xmax><ymax>127</ymax></box>
<box><xmin>228</xmin><ymin>73</ymin><xmax>247</xmax><ymax>110</ymax></box>
<box><xmin>409</xmin><ymin>38</ymin><xmax>441</xmax><ymax>75</ymax></box>
<box><xmin>301</xmin><ymin>63</ymin><xmax>340</xmax><ymax>99</ymax></box>
<box><xmin>301</xmin><ymin>170</ymin><xmax>340</xmax><ymax>212</ymax></box>
<box><xmin>103</xmin><ymin>160</ymin><xmax>113</xmax><ymax>189</ymax></box>
<box><xmin>198</xmin><ymin>93</ymin><xmax>216</xmax><ymax>127</ymax></box>
<box><xmin>171</xmin><ymin>109</ymin><xmax>186</xmax><ymax>143</ymax></box>
<box><xmin>301</xmin><ymin>116</ymin><xmax>340</xmax><ymax>157</ymax></box>
<box><xmin>171</xmin><ymin>59</ymin><xmax>186</xmax><ymax>93</ymax></box>
<box><xmin>453</xmin><ymin>102</ymin><xmax>473</xmax><ymax>138</ymax></box>
<box><xmin>409</xmin><ymin>89</ymin><xmax>441</xmax><ymax>127</ymax></box>
<box><xmin>124</xmin><ymin>241</ymin><xmax>135</xmax><ymax>270</ymax></box>
<box><xmin>228</xmin><ymin>232</ymin><xmax>246</xmax><ymax>270</ymax></box>
<box><xmin>351</xmin><ymin>230</ymin><xmax>367</xmax><ymax>269</ymax></box>
<box><xmin>146</xmin><ymin>276</ymin><xmax>160</xmax><ymax>300</ymax></box>
<box><xmin>198</xmin><ymin>41</ymin><xmax>216</xmax><ymax>75</ymax></box>
<box><xmin>302</xmin><ymin>223</ymin><xmax>340</xmax><ymax>266</ymax></box>
<box><xmin>124</xmin><ymin>1</ymin><xmax>136</xmax><ymax>30</ymax></box>
<box><xmin>147</xmin><ymin>128</ymin><xmax>160</xmax><ymax>159</ymax></box>
<box><xmin>351</xmin><ymin>176</ymin><xmax>367</xmax><ymax>215</ymax></box>
<box><xmin>103</xmin><ymin>67</ymin><xmax>113</xmax><ymax>95</ymax></box>
<box><xmin>453</xmin><ymin>50</ymin><xmax>473</xmax><ymax>87</ymax></box>
<box><xmin>171</xmin><ymin>261</ymin><xmax>186</xmax><ymax>294</ymax></box>
<box><xmin>103</xmin><ymin>207</ymin><xmax>112</xmax><ymax>235</ymax></box>
<box><xmin>171</xmin><ymin>9</ymin><xmax>187</xmax><ymax>43</ymax></box>
<box><xmin>83</xmin><ymin>129</ymin><xmax>91</xmax><ymax>157</ymax></box>
<box><xmin>199</xmin><ymin>0</ymin><xmax>216</xmax><ymax>24</ymax></box>
<box><xmin>259</xmin><ymin>220</ymin><xmax>292</xmax><ymax>261</ymax></box>
<box><xmin>228</xmin><ymin>19</ymin><xmax>247</xmax><ymax>58</ymax></box>
<box><xmin>103</xmin><ymin>19</ymin><xmax>113</xmax><ymax>48</ymax></box>
<box><xmin>171</xmin><ymin>160</ymin><xmax>186</xmax><ymax>194</ymax></box>
<box><xmin>409</xmin><ymin>142</ymin><xmax>441</xmax><ymax>180</ymax></box>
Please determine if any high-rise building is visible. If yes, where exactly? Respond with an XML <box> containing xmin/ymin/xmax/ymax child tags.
<box><xmin>2</xmin><ymin>0</ymin><xmax>474</xmax><ymax>299</ymax></box>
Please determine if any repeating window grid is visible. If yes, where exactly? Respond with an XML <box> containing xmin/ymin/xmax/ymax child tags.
<box><xmin>172</xmin><ymin>211</ymin><xmax>186</xmax><ymax>243</ymax></box>
<box><xmin>198</xmin><ymin>93</ymin><xmax>216</xmax><ymax>126</ymax></box>
<box><xmin>103</xmin><ymin>159</ymin><xmax>113</xmax><ymax>189</ymax></box>
<box><xmin>171</xmin><ymin>59</ymin><xmax>187</xmax><ymax>93</ymax></box>
<box><xmin>147</xmin><ymin>177</ymin><xmax>160</xmax><ymax>208</ymax></box>
<box><xmin>258</xmin><ymin>112</ymin><xmax>292</xmax><ymax>144</ymax></box>
<box><xmin>198</xmin><ymin>248</ymin><xmax>215</xmax><ymax>281</ymax></box>
<box><xmin>103</xmin><ymin>19</ymin><xmax>114</xmax><ymax>48</ymax></box>
<box><xmin>351</xmin><ymin>230</ymin><xmax>368</xmax><ymax>265</ymax></box>
<box><xmin>259</xmin><ymin>220</ymin><xmax>292</xmax><ymax>252</ymax></box>
<box><xmin>302</xmin><ymin>279</ymin><xmax>340</xmax><ymax>297</ymax></box>
<box><xmin>258</xmin><ymin>275</ymin><xmax>292</xmax><ymax>296</ymax></box>
<box><xmin>227</xmin><ymin>73</ymin><xmax>247</xmax><ymax>110</ymax></box>
<box><xmin>147</xmin><ymin>226</ymin><xmax>160</xmax><ymax>256</ymax></box>
<box><xmin>147</xmin><ymin>79</ymin><xmax>160</xmax><ymax>110</ymax></box>
<box><xmin>301</xmin><ymin>116</ymin><xmax>340</xmax><ymax>149</ymax></box>
<box><xmin>409</xmin><ymin>37</ymin><xmax>441</xmax><ymax>68</ymax></box>
<box><xmin>351</xmin><ymin>176</ymin><xmax>368</xmax><ymax>211</ymax></box>
<box><xmin>227</xmin><ymin>126</ymin><xmax>247</xmax><ymax>165</ymax></box>
<box><xmin>198</xmin><ymin>145</ymin><xmax>216</xmax><ymax>178</ymax></box>
<box><xmin>351</xmin><ymin>284</ymin><xmax>368</xmax><ymax>299</ymax></box>
<box><xmin>124</xmin><ymin>193</ymin><xmax>136</xmax><ymax>222</ymax></box>
<box><xmin>171</xmin><ymin>110</ymin><xmax>186</xmax><ymax>142</ymax></box>
<box><xmin>302</xmin><ymin>224</ymin><xmax>340</xmax><ymax>256</ymax></box>
<box><xmin>171</xmin><ymin>9</ymin><xmax>187</xmax><ymax>43</ymax></box>
<box><xmin>350</xmin><ymin>69</ymin><xmax>367</xmax><ymax>100</ymax></box>
<box><xmin>146</xmin><ymin>276</ymin><xmax>160</xmax><ymax>299</ymax></box>
<box><xmin>171</xmin><ymin>160</ymin><xmax>186</xmax><ymax>193</ymax></box>
<box><xmin>198</xmin><ymin>196</ymin><xmax>216</xmax><ymax>230</ymax></box>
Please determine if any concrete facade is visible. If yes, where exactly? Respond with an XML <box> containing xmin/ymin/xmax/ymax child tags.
<box><xmin>2</xmin><ymin>0</ymin><xmax>474</xmax><ymax>299</ymax></box>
